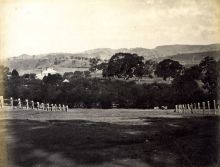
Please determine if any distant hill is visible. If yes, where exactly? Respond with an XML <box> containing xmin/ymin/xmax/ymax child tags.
<box><xmin>154</xmin><ymin>50</ymin><xmax>220</xmax><ymax>66</ymax></box>
<box><xmin>7</xmin><ymin>43</ymin><xmax>220</xmax><ymax>75</ymax></box>
<box><xmin>153</xmin><ymin>44</ymin><xmax>220</xmax><ymax>56</ymax></box>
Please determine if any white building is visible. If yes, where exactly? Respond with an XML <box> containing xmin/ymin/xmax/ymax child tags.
<box><xmin>63</xmin><ymin>79</ymin><xmax>70</xmax><ymax>83</ymax></box>
<box><xmin>36</xmin><ymin>67</ymin><xmax>57</xmax><ymax>80</ymax></box>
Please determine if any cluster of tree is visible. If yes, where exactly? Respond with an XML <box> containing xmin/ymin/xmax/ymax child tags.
<box><xmin>89</xmin><ymin>58</ymin><xmax>101</xmax><ymax>72</ymax></box>
<box><xmin>173</xmin><ymin>56</ymin><xmax>220</xmax><ymax>103</ymax></box>
<box><xmin>3</xmin><ymin>74</ymin><xmax>176</xmax><ymax>108</ymax></box>
<box><xmin>1</xmin><ymin>55</ymin><xmax>219</xmax><ymax>109</ymax></box>
<box><xmin>103</xmin><ymin>53</ymin><xmax>145</xmax><ymax>79</ymax></box>
<box><xmin>89</xmin><ymin>53</ymin><xmax>185</xmax><ymax>81</ymax></box>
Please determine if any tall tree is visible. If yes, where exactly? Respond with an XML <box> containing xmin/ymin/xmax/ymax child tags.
<box><xmin>89</xmin><ymin>58</ymin><xmax>101</xmax><ymax>72</ymax></box>
<box><xmin>42</xmin><ymin>73</ymin><xmax>63</xmax><ymax>85</ymax></box>
<box><xmin>106</xmin><ymin>53</ymin><xmax>144</xmax><ymax>79</ymax></box>
<box><xmin>143</xmin><ymin>60</ymin><xmax>157</xmax><ymax>78</ymax></box>
<box><xmin>63</xmin><ymin>72</ymin><xmax>74</xmax><ymax>80</ymax></box>
<box><xmin>199</xmin><ymin>56</ymin><xmax>218</xmax><ymax>98</ymax></box>
<box><xmin>155</xmin><ymin>59</ymin><xmax>184</xmax><ymax>80</ymax></box>
<box><xmin>11</xmin><ymin>69</ymin><xmax>19</xmax><ymax>78</ymax></box>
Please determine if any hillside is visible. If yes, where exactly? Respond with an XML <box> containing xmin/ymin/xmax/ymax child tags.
<box><xmin>7</xmin><ymin>44</ymin><xmax>220</xmax><ymax>74</ymax></box>
<box><xmin>154</xmin><ymin>50</ymin><xmax>220</xmax><ymax>66</ymax></box>
<box><xmin>154</xmin><ymin>44</ymin><xmax>220</xmax><ymax>56</ymax></box>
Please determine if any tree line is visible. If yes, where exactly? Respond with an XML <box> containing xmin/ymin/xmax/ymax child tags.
<box><xmin>89</xmin><ymin>53</ymin><xmax>185</xmax><ymax>80</ymax></box>
<box><xmin>0</xmin><ymin>53</ymin><xmax>219</xmax><ymax>109</ymax></box>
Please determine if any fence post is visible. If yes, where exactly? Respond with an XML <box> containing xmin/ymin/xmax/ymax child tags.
<box><xmin>0</xmin><ymin>96</ymin><xmax>4</xmax><ymax>109</ymax></box>
<box><xmin>207</xmin><ymin>101</ymin><xmax>210</xmax><ymax>115</ymax></box>
<box><xmin>175</xmin><ymin>105</ymin><xmax>178</xmax><ymax>113</ymax></box>
<box><xmin>190</xmin><ymin>103</ymin><xmax>193</xmax><ymax>113</ymax></box>
<box><xmin>51</xmin><ymin>104</ymin><xmax>54</xmax><ymax>111</ymax></box>
<box><xmin>213</xmin><ymin>100</ymin><xmax>216</xmax><ymax>115</ymax></box>
<box><xmin>202</xmin><ymin>102</ymin><xmax>205</xmax><ymax>115</ymax></box>
<box><xmin>10</xmin><ymin>97</ymin><xmax>13</xmax><ymax>108</ymax></box>
<box><xmin>198</xmin><ymin>102</ymin><xmax>200</xmax><ymax>113</ymax></box>
<box><xmin>181</xmin><ymin>104</ymin><xmax>183</xmax><ymax>113</ymax></box>
<box><xmin>18</xmin><ymin>98</ymin><xmax>21</xmax><ymax>109</ymax></box>
<box><xmin>36</xmin><ymin>102</ymin><xmax>39</xmax><ymax>110</ymax></box>
<box><xmin>41</xmin><ymin>103</ymin><xmax>44</xmax><ymax>110</ymax></box>
<box><xmin>183</xmin><ymin>104</ymin><xmax>186</xmax><ymax>113</ymax></box>
<box><xmin>25</xmin><ymin>99</ymin><xmax>29</xmax><ymax>109</ymax></box>
<box><xmin>66</xmin><ymin>105</ymin><xmax>68</xmax><ymax>112</ymax></box>
<box><xmin>31</xmin><ymin>101</ymin><xmax>34</xmax><ymax>109</ymax></box>
<box><xmin>178</xmin><ymin>104</ymin><xmax>181</xmax><ymax>113</ymax></box>
<box><xmin>41</xmin><ymin>103</ymin><xmax>43</xmax><ymax>110</ymax></box>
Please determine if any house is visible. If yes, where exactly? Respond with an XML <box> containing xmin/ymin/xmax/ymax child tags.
<box><xmin>36</xmin><ymin>67</ymin><xmax>57</xmax><ymax>80</ymax></box>
<box><xmin>63</xmin><ymin>79</ymin><xmax>70</xmax><ymax>83</ymax></box>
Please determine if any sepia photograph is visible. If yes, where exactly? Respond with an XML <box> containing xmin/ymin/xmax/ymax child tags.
<box><xmin>0</xmin><ymin>0</ymin><xmax>220</xmax><ymax>166</ymax></box>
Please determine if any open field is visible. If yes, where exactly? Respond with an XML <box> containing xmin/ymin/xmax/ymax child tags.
<box><xmin>0</xmin><ymin>109</ymin><xmax>219</xmax><ymax>167</ymax></box>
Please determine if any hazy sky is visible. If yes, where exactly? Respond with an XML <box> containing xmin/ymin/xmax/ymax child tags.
<box><xmin>1</xmin><ymin>0</ymin><xmax>220</xmax><ymax>57</ymax></box>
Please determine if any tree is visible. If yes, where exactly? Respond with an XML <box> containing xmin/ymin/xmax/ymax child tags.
<box><xmin>106</xmin><ymin>53</ymin><xmax>144</xmax><ymax>79</ymax></box>
<box><xmin>96</xmin><ymin>62</ymin><xmax>108</xmax><ymax>71</ymax></box>
<box><xmin>133</xmin><ymin>62</ymin><xmax>145</xmax><ymax>79</ymax></box>
<box><xmin>84</xmin><ymin>71</ymin><xmax>91</xmax><ymax>78</ymax></box>
<box><xmin>63</xmin><ymin>72</ymin><xmax>74</xmax><ymax>80</ymax></box>
<box><xmin>22</xmin><ymin>73</ymin><xmax>36</xmax><ymax>80</ymax></box>
<box><xmin>89</xmin><ymin>58</ymin><xmax>101</xmax><ymax>72</ymax></box>
<box><xmin>143</xmin><ymin>60</ymin><xmax>157</xmax><ymax>78</ymax></box>
<box><xmin>42</xmin><ymin>73</ymin><xmax>63</xmax><ymax>85</ymax></box>
<box><xmin>172</xmin><ymin>75</ymin><xmax>204</xmax><ymax>104</ymax></box>
<box><xmin>0</xmin><ymin>66</ymin><xmax>9</xmax><ymax>80</ymax></box>
<box><xmin>182</xmin><ymin>65</ymin><xmax>202</xmax><ymax>81</ymax></box>
<box><xmin>72</xmin><ymin>71</ymin><xmax>84</xmax><ymax>78</ymax></box>
<box><xmin>155</xmin><ymin>59</ymin><xmax>184</xmax><ymax>80</ymax></box>
<box><xmin>172</xmin><ymin>65</ymin><xmax>205</xmax><ymax>103</ymax></box>
<box><xmin>172</xmin><ymin>56</ymin><xmax>219</xmax><ymax>103</ymax></box>
<box><xmin>199</xmin><ymin>56</ymin><xmax>218</xmax><ymax>98</ymax></box>
<box><xmin>11</xmin><ymin>69</ymin><xmax>19</xmax><ymax>78</ymax></box>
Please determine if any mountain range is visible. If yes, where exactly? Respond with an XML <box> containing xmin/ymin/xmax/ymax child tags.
<box><xmin>7</xmin><ymin>44</ymin><xmax>220</xmax><ymax>75</ymax></box>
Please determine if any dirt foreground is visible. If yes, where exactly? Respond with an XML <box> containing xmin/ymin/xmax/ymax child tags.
<box><xmin>0</xmin><ymin>109</ymin><xmax>219</xmax><ymax>167</ymax></box>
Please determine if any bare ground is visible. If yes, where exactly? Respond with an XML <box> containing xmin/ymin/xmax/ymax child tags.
<box><xmin>0</xmin><ymin>109</ymin><xmax>219</xmax><ymax>167</ymax></box>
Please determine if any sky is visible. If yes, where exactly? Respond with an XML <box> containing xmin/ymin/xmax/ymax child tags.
<box><xmin>1</xmin><ymin>0</ymin><xmax>220</xmax><ymax>57</ymax></box>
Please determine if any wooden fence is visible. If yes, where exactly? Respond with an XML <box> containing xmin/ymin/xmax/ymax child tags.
<box><xmin>0</xmin><ymin>96</ymin><xmax>69</xmax><ymax>112</ymax></box>
<box><xmin>175</xmin><ymin>100</ymin><xmax>219</xmax><ymax>115</ymax></box>
<box><xmin>1</xmin><ymin>96</ymin><xmax>219</xmax><ymax>115</ymax></box>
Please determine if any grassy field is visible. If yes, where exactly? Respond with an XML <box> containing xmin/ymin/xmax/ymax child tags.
<box><xmin>0</xmin><ymin>109</ymin><xmax>219</xmax><ymax>167</ymax></box>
